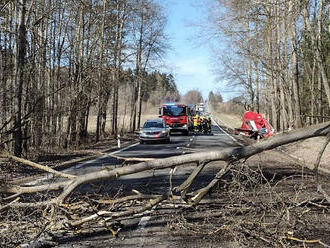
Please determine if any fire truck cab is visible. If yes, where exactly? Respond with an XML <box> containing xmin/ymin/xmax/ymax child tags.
<box><xmin>159</xmin><ymin>103</ymin><xmax>193</xmax><ymax>135</ymax></box>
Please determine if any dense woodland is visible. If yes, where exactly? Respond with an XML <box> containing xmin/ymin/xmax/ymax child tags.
<box><xmin>0</xmin><ymin>0</ymin><xmax>179</xmax><ymax>157</ymax></box>
<box><xmin>206</xmin><ymin>0</ymin><xmax>329</xmax><ymax>130</ymax></box>
<box><xmin>1</xmin><ymin>0</ymin><xmax>329</xmax><ymax>157</ymax></box>
<box><xmin>1</xmin><ymin>2</ymin><xmax>330</xmax><ymax>247</ymax></box>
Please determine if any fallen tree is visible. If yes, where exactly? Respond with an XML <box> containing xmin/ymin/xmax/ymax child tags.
<box><xmin>0</xmin><ymin>122</ymin><xmax>330</xmax><ymax>247</ymax></box>
<box><xmin>2</xmin><ymin>122</ymin><xmax>330</xmax><ymax>201</ymax></box>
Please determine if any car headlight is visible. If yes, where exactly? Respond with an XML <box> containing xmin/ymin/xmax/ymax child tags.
<box><xmin>161</xmin><ymin>130</ymin><xmax>167</xmax><ymax>134</ymax></box>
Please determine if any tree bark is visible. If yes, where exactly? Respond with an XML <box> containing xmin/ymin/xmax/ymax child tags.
<box><xmin>14</xmin><ymin>0</ymin><xmax>27</xmax><ymax>157</ymax></box>
<box><xmin>2</xmin><ymin>122</ymin><xmax>330</xmax><ymax>204</ymax></box>
<box><xmin>289</xmin><ymin>0</ymin><xmax>302</xmax><ymax>128</ymax></box>
<box><xmin>304</xmin><ymin>0</ymin><xmax>330</xmax><ymax>108</ymax></box>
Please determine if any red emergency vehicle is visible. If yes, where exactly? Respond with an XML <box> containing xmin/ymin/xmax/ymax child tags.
<box><xmin>159</xmin><ymin>103</ymin><xmax>193</xmax><ymax>135</ymax></box>
<box><xmin>234</xmin><ymin>111</ymin><xmax>274</xmax><ymax>139</ymax></box>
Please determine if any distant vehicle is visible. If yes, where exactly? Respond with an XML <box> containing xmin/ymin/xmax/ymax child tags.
<box><xmin>234</xmin><ymin>111</ymin><xmax>274</xmax><ymax>139</ymax></box>
<box><xmin>187</xmin><ymin>104</ymin><xmax>196</xmax><ymax>116</ymax></box>
<box><xmin>139</xmin><ymin>119</ymin><xmax>170</xmax><ymax>144</ymax></box>
<box><xmin>196</xmin><ymin>103</ymin><xmax>205</xmax><ymax>113</ymax></box>
<box><xmin>159</xmin><ymin>103</ymin><xmax>193</xmax><ymax>135</ymax></box>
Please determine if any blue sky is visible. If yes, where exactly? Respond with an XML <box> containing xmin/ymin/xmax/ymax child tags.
<box><xmin>160</xmin><ymin>0</ymin><xmax>223</xmax><ymax>100</ymax></box>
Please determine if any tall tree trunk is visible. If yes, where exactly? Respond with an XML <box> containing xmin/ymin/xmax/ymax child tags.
<box><xmin>304</xmin><ymin>0</ymin><xmax>330</xmax><ymax>108</ymax></box>
<box><xmin>76</xmin><ymin>5</ymin><xmax>86</xmax><ymax>147</ymax></box>
<box><xmin>55</xmin><ymin>4</ymin><xmax>65</xmax><ymax>147</ymax></box>
<box><xmin>112</xmin><ymin>0</ymin><xmax>125</xmax><ymax>135</ymax></box>
<box><xmin>276</xmin><ymin>0</ymin><xmax>288</xmax><ymax>130</ymax></box>
<box><xmin>130</xmin><ymin>84</ymin><xmax>137</xmax><ymax>132</ymax></box>
<box><xmin>254</xmin><ymin>61</ymin><xmax>260</xmax><ymax>113</ymax></box>
<box><xmin>317</xmin><ymin>70</ymin><xmax>323</xmax><ymax>123</ymax></box>
<box><xmin>310</xmin><ymin>60</ymin><xmax>316</xmax><ymax>125</ymax></box>
<box><xmin>96</xmin><ymin>0</ymin><xmax>106</xmax><ymax>142</ymax></box>
<box><xmin>274</xmin><ymin>1</ymin><xmax>281</xmax><ymax>130</ymax></box>
<box><xmin>0</xmin><ymin>41</ymin><xmax>8</xmax><ymax>135</ymax></box>
<box><xmin>136</xmin><ymin>3</ymin><xmax>144</xmax><ymax>130</ymax></box>
<box><xmin>266</xmin><ymin>7</ymin><xmax>278</xmax><ymax>130</ymax></box>
<box><xmin>14</xmin><ymin>0</ymin><xmax>27</xmax><ymax>157</ymax></box>
<box><xmin>34</xmin><ymin>5</ymin><xmax>47</xmax><ymax>150</ymax></box>
<box><xmin>247</xmin><ymin>59</ymin><xmax>254</xmax><ymax>111</ymax></box>
<box><xmin>289</xmin><ymin>0</ymin><xmax>302</xmax><ymax>128</ymax></box>
<box><xmin>112</xmin><ymin>83</ymin><xmax>118</xmax><ymax>135</ymax></box>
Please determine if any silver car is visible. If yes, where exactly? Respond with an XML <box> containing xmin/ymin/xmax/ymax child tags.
<box><xmin>139</xmin><ymin>119</ymin><xmax>170</xmax><ymax>144</ymax></box>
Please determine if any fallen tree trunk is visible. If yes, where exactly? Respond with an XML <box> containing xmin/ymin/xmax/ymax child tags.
<box><xmin>1</xmin><ymin>122</ymin><xmax>330</xmax><ymax>204</ymax></box>
<box><xmin>2</xmin><ymin>123</ymin><xmax>330</xmax><ymax>247</ymax></box>
<box><xmin>4</xmin><ymin>154</ymin><xmax>76</xmax><ymax>179</ymax></box>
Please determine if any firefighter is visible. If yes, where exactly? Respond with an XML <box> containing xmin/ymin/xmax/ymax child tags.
<box><xmin>201</xmin><ymin>116</ymin><xmax>206</xmax><ymax>133</ymax></box>
<box><xmin>193</xmin><ymin>114</ymin><xmax>200</xmax><ymax>132</ymax></box>
<box><xmin>207</xmin><ymin>117</ymin><xmax>212</xmax><ymax>133</ymax></box>
<box><xmin>199</xmin><ymin>116</ymin><xmax>205</xmax><ymax>133</ymax></box>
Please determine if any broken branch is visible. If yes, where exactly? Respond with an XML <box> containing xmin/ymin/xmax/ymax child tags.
<box><xmin>2</xmin><ymin>153</ymin><xmax>76</xmax><ymax>179</ymax></box>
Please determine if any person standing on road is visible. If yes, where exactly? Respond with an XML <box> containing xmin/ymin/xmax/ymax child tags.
<box><xmin>199</xmin><ymin>116</ymin><xmax>204</xmax><ymax>132</ymax></box>
<box><xmin>193</xmin><ymin>114</ymin><xmax>200</xmax><ymax>133</ymax></box>
<box><xmin>207</xmin><ymin>117</ymin><xmax>212</xmax><ymax>133</ymax></box>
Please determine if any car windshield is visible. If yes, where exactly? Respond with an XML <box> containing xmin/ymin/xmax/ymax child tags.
<box><xmin>143</xmin><ymin>121</ymin><xmax>164</xmax><ymax>128</ymax></box>
<box><xmin>163</xmin><ymin>106</ymin><xmax>186</xmax><ymax>117</ymax></box>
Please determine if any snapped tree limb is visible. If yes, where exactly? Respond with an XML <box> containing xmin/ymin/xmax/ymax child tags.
<box><xmin>0</xmin><ymin>152</ymin><xmax>76</xmax><ymax>179</ymax></box>
<box><xmin>1</xmin><ymin>123</ymin><xmax>329</xmax><ymax>205</ymax></box>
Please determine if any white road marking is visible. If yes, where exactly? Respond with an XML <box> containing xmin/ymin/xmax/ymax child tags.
<box><xmin>111</xmin><ymin>142</ymin><xmax>140</xmax><ymax>155</ymax></box>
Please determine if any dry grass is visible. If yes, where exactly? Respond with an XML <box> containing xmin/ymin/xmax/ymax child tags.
<box><xmin>210</xmin><ymin>106</ymin><xmax>330</xmax><ymax>174</ymax></box>
<box><xmin>212</xmin><ymin>112</ymin><xmax>242</xmax><ymax>129</ymax></box>
<box><xmin>88</xmin><ymin>102</ymin><xmax>159</xmax><ymax>132</ymax></box>
<box><xmin>281</xmin><ymin>137</ymin><xmax>330</xmax><ymax>174</ymax></box>
<box><xmin>210</xmin><ymin>104</ymin><xmax>242</xmax><ymax>129</ymax></box>
<box><xmin>86</xmin><ymin>114</ymin><xmax>159</xmax><ymax>133</ymax></box>
<box><xmin>61</xmin><ymin>102</ymin><xmax>159</xmax><ymax>134</ymax></box>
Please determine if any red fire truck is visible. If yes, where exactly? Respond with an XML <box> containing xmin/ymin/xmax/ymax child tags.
<box><xmin>159</xmin><ymin>103</ymin><xmax>193</xmax><ymax>135</ymax></box>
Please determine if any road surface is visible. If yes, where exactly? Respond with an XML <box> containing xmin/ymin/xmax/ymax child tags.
<box><xmin>63</xmin><ymin>118</ymin><xmax>240</xmax><ymax>174</ymax></box>
<box><xmin>58</xmin><ymin>119</ymin><xmax>242</xmax><ymax>247</ymax></box>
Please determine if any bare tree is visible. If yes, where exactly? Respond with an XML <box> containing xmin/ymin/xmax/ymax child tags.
<box><xmin>181</xmin><ymin>90</ymin><xmax>203</xmax><ymax>105</ymax></box>
<box><xmin>130</xmin><ymin>0</ymin><xmax>168</xmax><ymax>130</ymax></box>
<box><xmin>0</xmin><ymin>0</ymin><xmax>173</xmax><ymax>155</ymax></box>
<box><xmin>13</xmin><ymin>0</ymin><xmax>27</xmax><ymax>157</ymax></box>
<box><xmin>200</xmin><ymin>0</ymin><xmax>329</xmax><ymax>130</ymax></box>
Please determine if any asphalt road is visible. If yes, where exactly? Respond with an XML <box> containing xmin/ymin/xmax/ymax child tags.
<box><xmin>56</xmin><ymin>119</ymin><xmax>243</xmax><ymax>247</ymax></box>
<box><xmin>117</xmin><ymin>119</ymin><xmax>240</xmax><ymax>159</ymax></box>
<box><xmin>63</xmin><ymin>118</ymin><xmax>240</xmax><ymax>176</ymax></box>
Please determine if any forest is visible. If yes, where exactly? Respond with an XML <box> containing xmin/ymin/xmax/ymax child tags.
<box><xmin>0</xmin><ymin>1</ymin><xmax>330</xmax><ymax>247</ymax></box>
<box><xmin>205</xmin><ymin>0</ymin><xmax>329</xmax><ymax>130</ymax></box>
<box><xmin>1</xmin><ymin>0</ymin><xmax>329</xmax><ymax>157</ymax></box>
<box><xmin>0</xmin><ymin>0</ymin><xmax>179</xmax><ymax>157</ymax></box>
